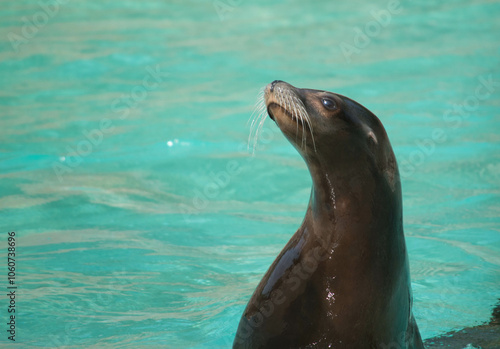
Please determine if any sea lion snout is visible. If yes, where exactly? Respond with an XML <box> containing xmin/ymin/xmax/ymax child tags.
<box><xmin>269</xmin><ymin>79</ymin><xmax>282</xmax><ymax>92</ymax></box>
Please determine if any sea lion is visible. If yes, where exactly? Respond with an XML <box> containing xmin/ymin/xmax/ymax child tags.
<box><xmin>234</xmin><ymin>80</ymin><xmax>424</xmax><ymax>348</ymax></box>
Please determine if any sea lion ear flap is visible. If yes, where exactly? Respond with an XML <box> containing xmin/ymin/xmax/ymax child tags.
<box><xmin>367</xmin><ymin>131</ymin><xmax>378</xmax><ymax>148</ymax></box>
<box><xmin>364</xmin><ymin>124</ymin><xmax>396</xmax><ymax>191</ymax></box>
<box><xmin>363</xmin><ymin>124</ymin><xmax>378</xmax><ymax>154</ymax></box>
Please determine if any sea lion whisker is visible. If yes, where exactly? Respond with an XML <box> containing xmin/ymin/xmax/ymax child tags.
<box><xmin>248</xmin><ymin>88</ymin><xmax>265</xmax><ymax>127</ymax></box>
<box><xmin>294</xmin><ymin>96</ymin><xmax>317</xmax><ymax>152</ymax></box>
<box><xmin>287</xmin><ymin>90</ymin><xmax>300</xmax><ymax>139</ymax></box>
<box><xmin>252</xmin><ymin>94</ymin><xmax>269</xmax><ymax>153</ymax></box>
<box><xmin>285</xmin><ymin>90</ymin><xmax>299</xmax><ymax>141</ymax></box>
<box><xmin>248</xmin><ymin>90</ymin><xmax>267</xmax><ymax>152</ymax></box>
<box><xmin>292</xmin><ymin>96</ymin><xmax>307</xmax><ymax>149</ymax></box>
<box><xmin>278</xmin><ymin>88</ymin><xmax>285</xmax><ymax>113</ymax></box>
<box><xmin>291</xmin><ymin>96</ymin><xmax>306</xmax><ymax>148</ymax></box>
<box><xmin>300</xmin><ymin>108</ymin><xmax>306</xmax><ymax>149</ymax></box>
<box><xmin>253</xmin><ymin>106</ymin><xmax>268</xmax><ymax>153</ymax></box>
<box><xmin>303</xmin><ymin>110</ymin><xmax>317</xmax><ymax>152</ymax></box>
<box><xmin>286</xmin><ymin>92</ymin><xmax>293</xmax><ymax>122</ymax></box>
<box><xmin>248</xmin><ymin>105</ymin><xmax>263</xmax><ymax>145</ymax></box>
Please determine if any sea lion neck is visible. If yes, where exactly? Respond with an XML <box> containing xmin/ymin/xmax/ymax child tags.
<box><xmin>304</xmin><ymin>154</ymin><xmax>385</xmax><ymax>234</ymax></box>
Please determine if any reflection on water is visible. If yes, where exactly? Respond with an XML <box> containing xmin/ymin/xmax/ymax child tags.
<box><xmin>1</xmin><ymin>0</ymin><xmax>499</xmax><ymax>347</ymax></box>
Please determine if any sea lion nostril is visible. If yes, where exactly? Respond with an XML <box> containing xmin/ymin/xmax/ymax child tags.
<box><xmin>270</xmin><ymin>80</ymin><xmax>282</xmax><ymax>92</ymax></box>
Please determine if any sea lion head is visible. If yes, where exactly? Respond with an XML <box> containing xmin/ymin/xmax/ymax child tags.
<box><xmin>262</xmin><ymin>80</ymin><xmax>397</xmax><ymax>188</ymax></box>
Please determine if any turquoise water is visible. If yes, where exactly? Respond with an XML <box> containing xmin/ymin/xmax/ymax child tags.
<box><xmin>1</xmin><ymin>0</ymin><xmax>499</xmax><ymax>347</ymax></box>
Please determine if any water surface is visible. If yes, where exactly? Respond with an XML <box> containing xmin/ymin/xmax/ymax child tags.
<box><xmin>0</xmin><ymin>0</ymin><xmax>499</xmax><ymax>347</ymax></box>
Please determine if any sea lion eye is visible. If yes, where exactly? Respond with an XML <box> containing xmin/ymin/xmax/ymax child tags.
<box><xmin>322</xmin><ymin>98</ymin><xmax>337</xmax><ymax>110</ymax></box>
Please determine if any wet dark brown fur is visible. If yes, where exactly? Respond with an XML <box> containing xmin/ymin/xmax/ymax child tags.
<box><xmin>233</xmin><ymin>81</ymin><xmax>424</xmax><ymax>348</ymax></box>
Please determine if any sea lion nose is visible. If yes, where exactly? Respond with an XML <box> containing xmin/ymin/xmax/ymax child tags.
<box><xmin>270</xmin><ymin>80</ymin><xmax>282</xmax><ymax>92</ymax></box>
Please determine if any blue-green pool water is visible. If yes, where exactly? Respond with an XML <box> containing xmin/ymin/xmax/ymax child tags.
<box><xmin>1</xmin><ymin>0</ymin><xmax>499</xmax><ymax>347</ymax></box>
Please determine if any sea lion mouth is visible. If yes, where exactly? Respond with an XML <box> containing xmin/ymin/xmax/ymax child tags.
<box><xmin>267</xmin><ymin>104</ymin><xmax>276</xmax><ymax>122</ymax></box>
<box><xmin>267</xmin><ymin>102</ymin><xmax>294</xmax><ymax>122</ymax></box>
